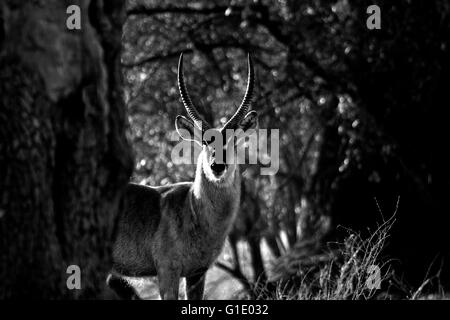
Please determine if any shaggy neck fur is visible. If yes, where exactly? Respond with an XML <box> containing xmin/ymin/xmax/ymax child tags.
<box><xmin>191</xmin><ymin>150</ymin><xmax>241</xmax><ymax>231</ymax></box>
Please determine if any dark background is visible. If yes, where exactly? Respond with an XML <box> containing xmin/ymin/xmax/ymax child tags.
<box><xmin>0</xmin><ymin>0</ymin><xmax>449</xmax><ymax>299</ymax></box>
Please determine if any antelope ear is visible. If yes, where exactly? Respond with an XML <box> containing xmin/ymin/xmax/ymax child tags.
<box><xmin>175</xmin><ymin>115</ymin><xmax>203</xmax><ymax>145</ymax></box>
<box><xmin>237</xmin><ymin>111</ymin><xmax>258</xmax><ymax>132</ymax></box>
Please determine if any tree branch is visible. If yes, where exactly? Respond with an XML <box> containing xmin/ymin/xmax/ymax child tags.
<box><xmin>126</xmin><ymin>4</ymin><xmax>243</xmax><ymax>17</ymax></box>
<box><xmin>122</xmin><ymin>41</ymin><xmax>269</xmax><ymax>68</ymax></box>
<box><xmin>122</xmin><ymin>49</ymin><xmax>193</xmax><ymax>68</ymax></box>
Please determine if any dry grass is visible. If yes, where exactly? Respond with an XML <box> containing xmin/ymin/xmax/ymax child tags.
<box><xmin>251</xmin><ymin>202</ymin><xmax>450</xmax><ymax>300</ymax></box>
<box><xmin>254</xmin><ymin>209</ymin><xmax>399</xmax><ymax>300</ymax></box>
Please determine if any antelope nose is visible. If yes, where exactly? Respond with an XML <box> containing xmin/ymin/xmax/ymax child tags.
<box><xmin>211</xmin><ymin>163</ymin><xmax>226</xmax><ymax>175</ymax></box>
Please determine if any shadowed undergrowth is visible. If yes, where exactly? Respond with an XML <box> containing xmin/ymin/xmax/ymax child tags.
<box><xmin>248</xmin><ymin>207</ymin><xmax>448</xmax><ymax>300</ymax></box>
<box><xmin>254</xmin><ymin>213</ymin><xmax>395</xmax><ymax>300</ymax></box>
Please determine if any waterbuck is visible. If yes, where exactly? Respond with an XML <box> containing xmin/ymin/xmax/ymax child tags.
<box><xmin>107</xmin><ymin>53</ymin><xmax>258</xmax><ymax>300</ymax></box>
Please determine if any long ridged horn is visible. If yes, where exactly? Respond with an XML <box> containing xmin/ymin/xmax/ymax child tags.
<box><xmin>177</xmin><ymin>53</ymin><xmax>210</xmax><ymax>130</ymax></box>
<box><xmin>223</xmin><ymin>53</ymin><xmax>254</xmax><ymax>130</ymax></box>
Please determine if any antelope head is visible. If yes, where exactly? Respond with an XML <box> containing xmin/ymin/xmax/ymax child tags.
<box><xmin>175</xmin><ymin>53</ymin><xmax>258</xmax><ymax>184</ymax></box>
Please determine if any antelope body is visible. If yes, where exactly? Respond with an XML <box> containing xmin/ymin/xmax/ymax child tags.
<box><xmin>107</xmin><ymin>53</ymin><xmax>257</xmax><ymax>300</ymax></box>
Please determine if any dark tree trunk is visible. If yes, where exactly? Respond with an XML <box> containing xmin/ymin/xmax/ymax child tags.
<box><xmin>0</xmin><ymin>0</ymin><xmax>132</xmax><ymax>299</ymax></box>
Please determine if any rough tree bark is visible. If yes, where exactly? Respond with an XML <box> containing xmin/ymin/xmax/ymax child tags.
<box><xmin>0</xmin><ymin>0</ymin><xmax>132</xmax><ymax>299</ymax></box>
